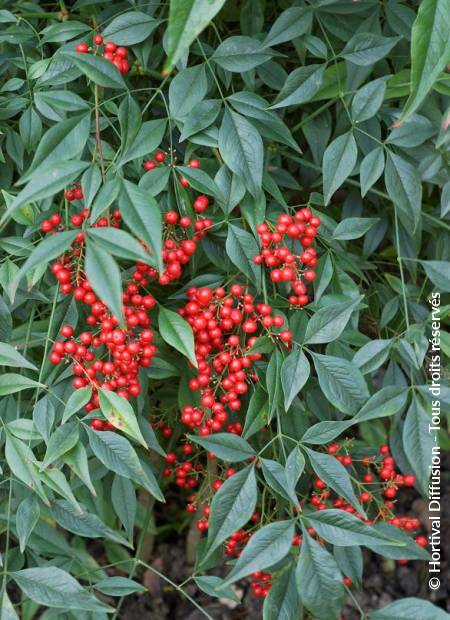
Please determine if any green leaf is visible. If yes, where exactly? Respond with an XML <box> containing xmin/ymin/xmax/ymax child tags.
<box><xmin>333</xmin><ymin>218</ymin><xmax>379</xmax><ymax>241</ymax></box>
<box><xmin>304</xmin><ymin>448</ymin><xmax>365</xmax><ymax>515</ymax></box>
<box><xmin>176</xmin><ymin>166</ymin><xmax>221</xmax><ymax>199</ymax></box>
<box><xmin>1</xmin><ymin>591</ymin><xmax>19</xmax><ymax>620</ymax></box>
<box><xmin>322</xmin><ymin>131</ymin><xmax>357</xmax><ymax>205</ymax></box>
<box><xmin>243</xmin><ymin>387</ymin><xmax>269</xmax><ymax>439</ymax></box>
<box><xmin>219</xmin><ymin>109</ymin><xmax>264</xmax><ymax>197</ymax></box>
<box><xmin>61</xmin><ymin>386</ymin><xmax>92</xmax><ymax>423</ymax></box>
<box><xmin>341</xmin><ymin>33</ymin><xmax>401</xmax><ymax>66</ymax></box>
<box><xmin>301</xmin><ymin>420</ymin><xmax>354</xmax><ymax>445</ymax></box>
<box><xmin>111</xmin><ymin>475</ymin><xmax>136</xmax><ymax>541</ymax></box>
<box><xmin>119</xmin><ymin>119</ymin><xmax>167</xmax><ymax>165</ymax></box>
<box><xmin>22</xmin><ymin>113</ymin><xmax>91</xmax><ymax>182</ymax></box>
<box><xmin>165</xmin><ymin>0</ymin><xmax>227</xmax><ymax>72</ymax></box>
<box><xmin>263</xmin><ymin>7</ymin><xmax>312</xmax><ymax>48</ymax></box>
<box><xmin>118</xmin><ymin>95</ymin><xmax>141</xmax><ymax>153</ymax></box>
<box><xmin>203</xmin><ymin>465</ymin><xmax>257</xmax><ymax>561</ymax></box>
<box><xmin>385</xmin><ymin>152</ymin><xmax>422</xmax><ymax>229</ymax></box>
<box><xmin>89</xmin><ymin>178</ymin><xmax>121</xmax><ymax>222</ymax></box>
<box><xmin>41</xmin><ymin>422</ymin><xmax>79</xmax><ymax>469</ymax></box>
<box><xmin>13</xmin><ymin>230</ymin><xmax>77</xmax><ymax>291</ymax></box>
<box><xmin>98</xmin><ymin>388</ymin><xmax>147</xmax><ymax>448</ymax></box>
<box><xmin>102</xmin><ymin>11</ymin><xmax>159</xmax><ymax>45</ymax></box>
<box><xmin>306</xmin><ymin>510</ymin><xmax>402</xmax><ymax>547</ymax></box>
<box><xmin>85</xmin><ymin>239</ymin><xmax>124</xmax><ymax>323</ymax></box>
<box><xmin>62</xmin><ymin>51</ymin><xmax>127</xmax><ymax>89</ymax></box>
<box><xmin>41</xmin><ymin>21</ymin><xmax>91</xmax><ymax>44</ymax></box>
<box><xmin>285</xmin><ymin>447</ymin><xmax>305</xmax><ymax>496</ymax></box>
<box><xmin>360</xmin><ymin>147</ymin><xmax>385</xmax><ymax>197</ymax></box>
<box><xmin>400</xmin><ymin>0</ymin><xmax>450</xmax><ymax>121</ymax></box>
<box><xmin>16</xmin><ymin>495</ymin><xmax>40</xmax><ymax>553</ymax></box>
<box><xmin>420</xmin><ymin>260</ymin><xmax>450</xmax><ymax>291</ymax></box>
<box><xmin>179</xmin><ymin>99</ymin><xmax>221</xmax><ymax>141</ymax></box>
<box><xmin>213</xmin><ymin>36</ymin><xmax>273</xmax><ymax>72</ymax></box>
<box><xmin>281</xmin><ymin>347</ymin><xmax>310</xmax><ymax>410</ymax></box>
<box><xmin>158</xmin><ymin>306</ymin><xmax>197</xmax><ymax>367</ymax></box>
<box><xmin>188</xmin><ymin>432</ymin><xmax>255</xmax><ymax>461</ymax></box>
<box><xmin>5</xmin><ymin>432</ymin><xmax>49</xmax><ymax>505</ymax></box>
<box><xmin>354</xmin><ymin>386</ymin><xmax>408</xmax><ymax>423</ymax></box>
<box><xmin>40</xmin><ymin>468</ymin><xmax>81</xmax><ymax>511</ymax></box>
<box><xmin>295</xmin><ymin>530</ymin><xmax>344</xmax><ymax>620</ymax></box>
<box><xmin>227</xmin><ymin>91</ymin><xmax>300</xmax><ymax>152</ymax></box>
<box><xmin>81</xmin><ymin>165</ymin><xmax>101</xmax><ymax>209</ymax></box>
<box><xmin>353</xmin><ymin>339</ymin><xmax>393</xmax><ymax>375</ymax></box>
<box><xmin>263</xmin><ymin>563</ymin><xmax>300</xmax><ymax>620</ymax></box>
<box><xmin>368</xmin><ymin>598</ymin><xmax>450</xmax><ymax>620</ymax></box>
<box><xmin>0</xmin><ymin>342</ymin><xmax>37</xmax><ymax>370</ymax></box>
<box><xmin>226</xmin><ymin>224</ymin><xmax>261</xmax><ymax>290</ymax></box>
<box><xmin>0</xmin><ymin>374</ymin><xmax>43</xmax><ymax>395</ymax></box>
<box><xmin>1</xmin><ymin>161</ymin><xmax>89</xmax><ymax>225</ymax></box>
<box><xmin>271</xmin><ymin>65</ymin><xmax>325</xmax><ymax>109</ymax></box>
<box><xmin>266</xmin><ymin>348</ymin><xmax>283</xmax><ymax>421</ymax></box>
<box><xmin>367</xmin><ymin>522</ymin><xmax>430</xmax><ymax>561</ymax></box>
<box><xmin>10</xmin><ymin>567</ymin><xmax>114</xmax><ymax>613</ymax></box>
<box><xmin>51</xmin><ymin>500</ymin><xmax>130</xmax><ymax>547</ymax></box>
<box><xmin>87</xmin><ymin>228</ymin><xmax>155</xmax><ymax>266</ymax></box>
<box><xmin>351</xmin><ymin>78</ymin><xmax>387</xmax><ymax>122</ymax></box>
<box><xmin>94</xmin><ymin>577</ymin><xmax>145</xmax><ymax>597</ymax></box>
<box><xmin>120</xmin><ymin>180</ymin><xmax>163</xmax><ymax>272</ymax></box>
<box><xmin>334</xmin><ymin>546</ymin><xmax>363</xmax><ymax>587</ymax></box>
<box><xmin>261</xmin><ymin>458</ymin><xmax>299</xmax><ymax>506</ymax></box>
<box><xmin>305</xmin><ymin>297</ymin><xmax>361</xmax><ymax>344</ymax></box>
<box><xmin>403</xmin><ymin>397</ymin><xmax>436</xmax><ymax>495</ymax></box>
<box><xmin>168</xmin><ymin>65</ymin><xmax>208</xmax><ymax>119</ymax></box>
<box><xmin>222</xmin><ymin>520</ymin><xmax>295</xmax><ymax>586</ymax></box>
<box><xmin>63</xmin><ymin>442</ymin><xmax>96</xmax><ymax>496</ymax></box>
<box><xmin>85</xmin><ymin>427</ymin><xmax>164</xmax><ymax>502</ymax></box>
<box><xmin>194</xmin><ymin>576</ymin><xmax>240</xmax><ymax>603</ymax></box>
<box><xmin>311</xmin><ymin>353</ymin><xmax>369</xmax><ymax>415</ymax></box>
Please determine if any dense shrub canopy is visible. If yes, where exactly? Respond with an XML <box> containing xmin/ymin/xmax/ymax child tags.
<box><xmin>0</xmin><ymin>1</ymin><xmax>449</xmax><ymax>619</ymax></box>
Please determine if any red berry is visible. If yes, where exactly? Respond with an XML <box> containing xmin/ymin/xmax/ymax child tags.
<box><xmin>93</xmin><ymin>34</ymin><xmax>103</xmax><ymax>45</ymax></box>
<box><xmin>76</xmin><ymin>42</ymin><xmax>89</xmax><ymax>54</ymax></box>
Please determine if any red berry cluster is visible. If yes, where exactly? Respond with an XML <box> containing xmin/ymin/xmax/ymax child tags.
<box><xmin>249</xmin><ymin>571</ymin><xmax>272</xmax><ymax>598</ymax></box>
<box><xmin>143</xmin><ymin>155</ymin><xmax>208</xmax><ymax>211</ymax></box>
<box><xmin>76</xmin><ymin>34</ymin><xmax>130</xmax><ymax>74</ymax></box>
<box><xmin>153</xmin><ymin>210</ymin><xmax>211</xmax><ymax>285</ymax></box>
<box><xmin>65</xmin><ymin>185</ymin><xmax>84</xmax><ymax>202</ymax></box>
<box><xmin>306</xmin><ymin>442</ymin><xmax>425</xmax><ymax>563</ymax></box>
<box><xmin>254</xmin><ymin>208</ymin><xmax>321</xmax><ymax>307</ymax></box>
<box><xmin>44</xmin><ymin>196</ymin><xmax>157</xmax><ymax>426</ymax></box>
<box><xmin>143</xmin><ymin>150</ymin><xmax>167</xmax><ymax>171</ymax></box>
<box><xmin>177</xmin><ymin>285</ymin><xmax>292</xmax><ymax>435</ymax></box>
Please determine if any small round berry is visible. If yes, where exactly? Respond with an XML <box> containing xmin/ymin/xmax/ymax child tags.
<box><xmin>104</xmin><ymin>41</ymin><xmax>117</xmax><ymax>53</ymax></box>
<box><xmin>76</xmin><ymin>42</ymin><xmax>89</xmax><ymax>54</ymax></box>
<box><xmin>144</xmin><ymin>160</ymin><xmax>156</xmax><ymax>171</ymax></box>
<box><xmin>93</xmin><ymin>34</ymin><xmax>103</xmax><ymax>45</ymax></box>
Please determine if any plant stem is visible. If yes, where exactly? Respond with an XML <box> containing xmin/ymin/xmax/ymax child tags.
<box><xmin>94</xmin><ymin>85</ymin><xmax>106</xmax><ymax>182</ymax></box>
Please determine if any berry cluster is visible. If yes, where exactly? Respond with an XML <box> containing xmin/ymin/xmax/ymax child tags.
<box><xmin>65</xmin><ymin>184</ymin><xmax>84</xmax><ymax>203</ymax></box>
<box><xmin>177</xmin><ymin>285</ymin><xmax>292</xmax><ymax>435</ymax></box>
<box><xmin>174</xmin><ymin>440</ymin><xmax>426</xmax><ymax>599</ymax></box>
<box><xmin>76</xmin><ymin>34</ymin><xmax>130</xmax><ymax>74</ymax></box>
<box><xmin>254</xmin><ymin>208</ymin><xmax>321</xmax><ymax>306</ymax></box>
<box><xmin>43</xmin><ymin>194</ymin><xmax>157</xmax><ymax>426</ymax></box>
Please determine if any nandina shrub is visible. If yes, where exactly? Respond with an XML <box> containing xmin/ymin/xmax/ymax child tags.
<box><xmin>0</xmin><ymin>1</ymin><xmax>449</xmax><ymax>619</ymax></box>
